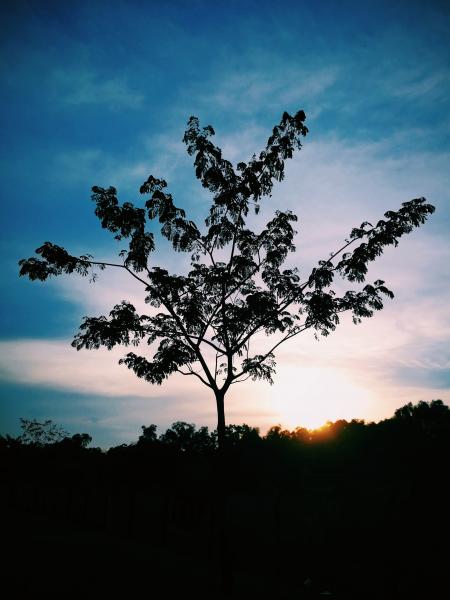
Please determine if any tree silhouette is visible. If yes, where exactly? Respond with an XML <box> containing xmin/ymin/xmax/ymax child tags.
<box><xmin>3</xmin><ymin>401</ymin><xmax>449</xmax><ymax>595</ymax></box>
<box><xmin>19</xmin><ymin>110</ymin><xmax>435</xmax><ymax>449</ymax></box>
<box><xmin>18</xmin><ymin>418</ymin><xmax>69</xmax><ymax>446</ymax></box>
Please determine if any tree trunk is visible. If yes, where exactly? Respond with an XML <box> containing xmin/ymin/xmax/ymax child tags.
<box><xmin>215</xmin><ymin>389</ymin><xmax>226</xmax><ymax>451</ymax></box>
<box><xmin>213</xmin><ymin>388</ymin><xmax>233</xmax><ymax>595</ymax></box>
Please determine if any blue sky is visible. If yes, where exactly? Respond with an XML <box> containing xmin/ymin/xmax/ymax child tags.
<box><xmin>1</xmin><ymin>0</ymin><xmax>449</xmax><ymax>446</ymax></box>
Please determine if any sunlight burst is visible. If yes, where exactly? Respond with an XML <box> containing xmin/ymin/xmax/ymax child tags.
<box><xmin>269</xmin><ymin>365</ymin><xmax>374</xmax><ymax>430</ymax></box>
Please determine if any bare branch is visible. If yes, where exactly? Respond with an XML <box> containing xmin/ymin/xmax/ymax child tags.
<box><xmin>176</xmin><ymin>367</ymin><xmax>211</xmax><ymax>388</ymax></box>
<box><xmin>88</xmin><ymin>259</ymin><xmax>149</xmax><ymax>287</ymax></box>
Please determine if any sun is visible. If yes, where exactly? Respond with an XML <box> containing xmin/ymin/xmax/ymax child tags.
<box><xmin>269</xmin><ymin>365</ymin><xmax>374</xmax><ymax>430</ymax></box>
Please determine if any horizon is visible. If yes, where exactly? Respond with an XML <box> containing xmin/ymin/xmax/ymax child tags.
<box><xmin>1</xmin><ymin>0</ymin><xmax>449</xmax><ymax>447</ymax></box>
<box><xmin>6</xmin><ymin>399</ymin><xmax>446</xmax><ymax>451</ymax></box>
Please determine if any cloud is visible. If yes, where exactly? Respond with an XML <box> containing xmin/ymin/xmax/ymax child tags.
<box><xmin>0</xmin><ymin>337</ymin><xmax>276</xmax><ymax>433</ymax></box>
<box><xmin>190</xmin><ymin>65</ymin><xmax>339</xmax><ymax>117</ymax></box>
<box><xmin>51</xmin><ymin>146</ymin><xmax>163</xmax><ymax>197</ymax></box>
<box><xmin>202</xmin><ymin>130</ymin><xmax>449</xmax><ymax>284</ymax></box>
<box><xmin>49</xmin><ymin>126</ymin><xmax>198</xmax><ymax>200</ymax></box>
<box><xmin>0</xmin><ymin>337</ymin><xmax>187</xmax><ymax>398</ymax></box>
<box><xmin>169</xmin><ymin>36</ymin><xmax>341</xmax><ymax>123</ymax></box>
<box><xmin>387</xmin><ymin>69</ymin><xmax>450</xmax><ymax>102</ymax></box>
<box><xmin>52</xmin><ymin>68</ymin><xmax>144</xmax><ymax>110</ymax></box>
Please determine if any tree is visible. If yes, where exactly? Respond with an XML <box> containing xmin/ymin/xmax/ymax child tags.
<box><xmin>19</xmin><ymin>109</ymin><xmax>435</xmax><ymax>449</ymax></box>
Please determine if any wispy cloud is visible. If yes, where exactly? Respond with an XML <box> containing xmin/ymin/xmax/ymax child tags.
<box><xmin>52</xmin><ymin>68</ymin><xmax>144</xmax><ymax>110</ymax></box>
<box><xmin>388</xmin><ymin>69</ymin><xmax>450</xmax><ymax>101</ymax></box>
<box><xmin>52</xmin><ymin>147</ymin><xmax>149</xmax><ymax>189</ymax></box>
<box><xmin>49</xmin><ymin>127</ymin><xmax>196</xmax><ymax>196</ymax></box>
<box><xmin>187</xmin><ymin>65</ymin><xmax>339</xmax><ymax>117</ymax></box>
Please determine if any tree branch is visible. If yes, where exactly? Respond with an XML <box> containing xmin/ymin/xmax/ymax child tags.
<box><xmin>160</xmin><ymin>294</ymin><xmax>217</xmax><ymax>389</ymax></box>
<box><xmin>299</xmin><ymin>227</ymin><xmax>375</xmax><ymax>292</ymax></box>
<box><xmin>231</xmin><ymin>374</ymin><xmax>252</xmax><ymax>385</ymax></box>
<box><xmin>88</xmin><ymin>259</ymin><xmax>149</xmax><ymax>287</ymax></box>
<box><xmin>176</xmin><ymin>367</ymin><xmax>211</xmax><ymax>388</ymax></box>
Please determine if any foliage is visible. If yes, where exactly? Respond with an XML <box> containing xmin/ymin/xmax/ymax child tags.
<box><xmin>19</xmin><ymin>109</ymin><xmax>435</xmax><ymax>446</ymax></box>
<box><xmin>18</xmin><ymin>418</ymin><xmax>69</xmax><ymax>446</ymax></box>
<box><xmin>394</xmin><ymin>398</ymin><xmax>449</xmax><ymax>421</ymax></box>
<box><xmin>0</xmin><ymin>418</ymin><xmax>93</xmax><ymax>449</ymax></box>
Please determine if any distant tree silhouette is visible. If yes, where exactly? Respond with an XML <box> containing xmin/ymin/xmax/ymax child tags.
<box><xmin>18</xmin><ymin>418</ymin><xmax>69</xmax><ymax>446</ymax></box>
<box><xmin>19</xmin><ymin>110</ymin><xmax>435</xmax><ymax>449</ymax></box>
<box><xmin>138</xmin><ymin>424</ymin><xmax>158</xmax><ymax>445</ymax></box>
<box><xmin>159</xmin><ymin>421</ymin><xmax>215</xmax><ymax>453</ymax></box>
<box><xmin>394</xmin><ymin>399</ymin><xmax>449</xmax><ymax>422</ymax></box>
<box><xmin>65</xmin><ymin>432</ymin><xmax>92</xmax><ymax>448</ymax></box>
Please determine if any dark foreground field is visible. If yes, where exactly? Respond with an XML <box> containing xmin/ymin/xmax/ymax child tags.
<box><xmin>2</xmin><ymin>401</ymin><xmax>449</xmax><ymax>598</ymax></box>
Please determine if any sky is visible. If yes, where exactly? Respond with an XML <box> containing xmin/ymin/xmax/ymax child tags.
<box><xmin>0</xmin><ymin>0</ymin><xmax>449</xmax><ymax>447</ymax></box>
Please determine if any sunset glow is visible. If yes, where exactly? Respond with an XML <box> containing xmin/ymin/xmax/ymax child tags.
<box><xmin>270</xmin><ymin>366</ymin><xmax>374</xmax><ymax>430</ymax></box>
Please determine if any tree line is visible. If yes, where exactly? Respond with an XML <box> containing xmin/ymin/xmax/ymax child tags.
<box><xmin>2</xmin><ymin>398</ymin><xmax>449</xmax><ymax>456</ymax></box>
<box><xmin>2</xmin><ymin>399</ymin><xmax>449</xmax><ymax>597</ymax></box>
